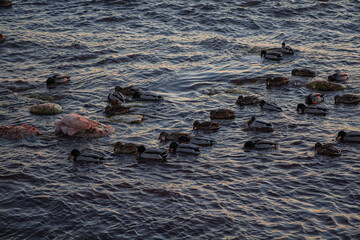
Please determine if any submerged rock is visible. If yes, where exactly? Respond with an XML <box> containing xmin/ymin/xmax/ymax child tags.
<box><xmin>55</xmin><ymin>113</ymin><xmax>115</xmax><ymax>138</ymax></box>
<box><xmin>108</xmin><ymin>114</ymin><xmax>143</xmax><ymax>124</ymax></box>
<box><xmin>0</xmin><ymin>124</ymin><xmax>41</xmax><ymax>139</ymax></box>
<box><xmin>24</xmin><ymin>93</ymin><xmax>59</xmax><ymax>102</ymax></box>
<box><xmin>105</xmin><ymin>105</ymin><xmax>131</xmax><ymax>116</ymax></box>
<box><xmin>305</xmin><ymin>80</ymin><xmax>345</xmax><ymax>91</ymax></box>
<box><xmin>210</xmin><ymin>109</ymin><xmax>235</xmax><ymax>120</ymax></box>
<box><xmin>291</xmin><ymin>69</ymin><xmax>316</xmax><ymax>77</ymax></box>
<box><xmin>30</xmin><ymin>103</ymin><xmax>62</xmax><ymax>115</ymax></box>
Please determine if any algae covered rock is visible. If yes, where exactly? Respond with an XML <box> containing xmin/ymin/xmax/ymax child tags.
<box><xmin>30</xmin><ymin>103</ymin><xmax>62</xmax><ymax>115</ymax></box>
<box><xmin>305</xmin><ymin>80</ymin><xmax>345</xmax><ymax>91</ymax></box>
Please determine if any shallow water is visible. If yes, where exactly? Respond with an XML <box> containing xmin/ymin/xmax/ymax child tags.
<box><xmin>1</xmin><ymin>0</ymin><xmax>360</xmax><ymax>239</ymax></box>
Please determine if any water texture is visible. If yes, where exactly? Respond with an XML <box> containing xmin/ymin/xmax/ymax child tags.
<box><xmin>1</xmin><ymin>0</ymin><xmax>360</xmax><ymax>239</ymax></box>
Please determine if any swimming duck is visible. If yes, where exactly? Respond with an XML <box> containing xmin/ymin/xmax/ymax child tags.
<box><xmin>334</xmin><ymin>94</ymin><xmax>360</xmax><ymax>104</ymax></box>
<box><xmin>266</xmin><ymin>77</ymin><xmax>289</xmax><ymax>88</ymax></box>
<box><xmin>247</xmin><ymin>116</ymin><xmax>273</xmax><ymax>132</ymax></box>
<box><xmin>0</xmin><ymin>33</ymin><xmax>5</xmax><ymax>43</ymax></box>
<box><xmin>178</xmin><ymin>135</ymin><xmax>215</xmax><ymax>146</ymax></box>
<box><xmin>159</xmin><ymin>131</ymin><xmax>191</xmax><ymax>142</ymax></box>
<box><xmin>169</xmin><ymin>142</ymin><xmax>201</xmax><ymax>154</ymax></box>
<box><xmin>279</xmin><ymin>42</ymin><xmax>295</xmax><ymax>55</ymax></box>
<box><xmin>259</xmin><ymin>100</ymin><xmax>282</xmax><ymax>112</ymax></box>
<box><xmin>137</xmin><ymin>146</ymin><xmax>167</xmax><ymax>161</ymax></box>
<box><xmin>336</xmin><ymin>131</ymin><xmax>360</xmax><ymax>142</ymax></box>
<box><xmin>314</xmin><ymin>143</ymin><xmax>341</xmax><ymax>156</ymax></box>
<box><xmin>305</xmin><ymin>93</ymin><xmax>325</xmax><ymax>105</ymax></box>
<box><xmin>114</xmin><ymin>142</ymin><xmax>138</xmax><ymax>154</ymax></box>
<box><xmin>210</xmin><ymin>109</ymin><xmax>235</xmax><ymax>120</ymax></box>
<box><xmin>114</xmin><ymin>85</ymin><xmax>139</xmax><ymax>95</ymax></box>
<box><xmin>193</xmin><ymin>120</ymin><xmax>220</xmax><ymax>131</ymax></box>
<box><xmin>0</xmin><ymin>0</ymin><xmax>12</xmax><ymax>7</ymax></box>
<box><xmin>261</xmin><ymin>50</ymin><xmax>283</xmax><ymax>60</ymax></box>
<box><xmin>108</xmin><ymin>87</ymin><xmax>125</xmax><ymax>105</ymax></box>
<box><xmin>68</xmin><ymin>149</ymin><xmax>105</xmax><ymax>163</ymax></box>
<box><xmin>328</xmin><ymin>72</ymin><xmax>349</xmax><ymax>82</ymax></box>
<box><xmin>133</xmin><ymin>91</ymin><xmax>163</xmax><ymax>101</ymax></box>
<box><xmin>236</xmin><ymin>96</ymin><xmax>259</xmax><ymax>106</ymax></box>
<box><xmin>291</xmin><ymin>69</ymin><xmax>316</xmax><ymax>77</ymax></box>
<box><xmin>296</xmin><ymin>103</ymin><xmax>328</xmax><ymax>115</ymax></box>
<box><xmin>46</xmin><ymin>74</ymin><xmax>70</xmax><ymax>85</ymax></box>
<box><xmin>243</xmin><ymin>139</ymin><xmax>277</xmax><ymax>149</ymax></box>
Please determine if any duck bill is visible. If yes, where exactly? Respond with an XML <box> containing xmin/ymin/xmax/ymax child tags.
<box><xmin>67</xmin><ymin>154</ymin><xmax>72</xmax><ymax>160</ymax></box>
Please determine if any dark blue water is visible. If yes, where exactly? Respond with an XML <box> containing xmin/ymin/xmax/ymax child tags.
<box><xmin>1</xmin><ymin>1</ymin><xmax>360</xmax><ymax>239</ymax></box>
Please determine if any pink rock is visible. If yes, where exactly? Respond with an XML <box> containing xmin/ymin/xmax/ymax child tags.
<box><xmin>55</xmin><ymin>113</ymin><xmax>115</xmax><ymax>138</ymax></box>
<box><xmin>0</xmin><ymin>124</ymin><xmax>41</xmax><ymax>139</ymax></box>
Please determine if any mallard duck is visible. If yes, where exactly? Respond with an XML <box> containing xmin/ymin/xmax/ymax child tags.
<box><xmin>178</xmin><ymin>135</ymin><xmax>215</xmax><ymax>146</ymax></box>
<box><xmin>0</xmin><ymin>0</ymin><xmax>12</xmax><ymax>7</ymax></box>
<box><xmin>68</xmin><ymin>149</ymin><xmax>105</xmax><ymax>163</ymax></box>
<box><xmin>259</xmin><ymin>100</ymin><xmax>282</xmax><ymax>112</ymax></box>
<box><xmin>305</xmin><ymin>93</ymin><xmax>325</xmax><ymax>105</ymax></box>
<box><xmin>314</xmin><ymin>143</ymin><xmax>341</xmax><ymax>156</ymax></box>
<box><xmin>291</xmin><ymin>69</ymin><xmax>316</xmax><ymax>77</ymax></box>
<box><xmin>159</xmin><ymin>131</ymin><xmax>191</xmax><ymax>142</ymax></box>
<box><xmin>108</xmin><ymin>87</ymin><xmax>125</xmax><ymax>105</ymax></box>
<box><xmin>236</xmin><ymin>96</ymin><xmax>259</xmax><ymax>106</ymax></box>
<box><xmin>279</xmin><ymin>42</ymin><xmax>295</xmax><ymax>55</ymax></box>
<box><xmin>133</xmin><ymin>91</ymin><xmax>163</xmax><ymax>101</ymax></box>
<box><xmin>243</xmin><ymin>139</ymin><xmax>277</xmax><ymax>149</ymax></box>
<box><xmin>247</xmin><ymin>116</ymin><xmax>273</xmax><ymax>132</ymax></box>
<box><xmin>114</xmin><ymin>142</ymin><xmax>138</xmax><ymax>154</ymax></box>
<box><xmin>0</xmin><ymin>33</ymin><xmax>5</xmax><ymax>44</ymax></box>
<box><xmin>266</xmin><ymin>77</ymin><xmax>288</xmax><ymax>88</ymax></box>
<box><xmin>115</xmin><ymin>85</ymin><xmax>139</xmax><ymax>95</ymax></box>
<box><xmin>296</xmin><ymin>103</ymin><xmax>328</xmax><ymax>115</ymax></box>
<box><xmin>210</xmin><ymin>109</ymin><xmax>235</xmax><ymax>120</ymax></box>
<box><xmin>137</xmin><ymin>146</ymin><xmax>167</xmax><ymax>161</ymax></box>
<box><xmin>193</xmin><ymin>120</ymin><xmax>220</xmax><ymax>131</ymax></box>
<box><xmin>169</xmin><ymin>142</ymin><xmax>201</xmax><ymax>154</ymax></box>
<box><xmin>46</xmin><ymin>74</ymin><xmax>70</xmax><ymax>85</ymax></box>
<box><xmin>336</xmin><ymin>131</ymin><xmax>360</xmax><ymax>142</ymax></box>
<box><xmin>328</xmin><ymin>72</ymin><xmax>349</xmax><ymax>82</ymax></box>
<box><xmin>334</xmin><ymin>94</ymin><xmax>360</xmax><ymax>104</ymax></box>
<box><xmin>261</xmin><ymin>50</ymin><xmax>283</xmax><ymax>60</ymax></box>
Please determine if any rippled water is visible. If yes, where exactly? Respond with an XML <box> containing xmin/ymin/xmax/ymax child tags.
<box><xmin>1</xmin><ymin>0</ymin><xmax>360</xmax><ymax>239</ymax></box>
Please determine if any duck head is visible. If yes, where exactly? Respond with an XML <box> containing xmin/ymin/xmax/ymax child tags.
<box><xmin>248</xmin><ymin>116</ymin><xmax>256</xmax><ymax>126</ymax></box>
<box><xmin>169</xmin><ymin>142</ymin><xmax>178</xmax><ymax>152</ymax></box>
<box><xmin>178</xmin><ymin>136</ymin><xmax>190</xmax><ymax>143</ymax></box>
<box><xmin>259</xmin><ymin>100</ymin><xmax>266</xmax><ymax>107</ymax></box>
<box><xmin>296</xmin><ymin>103</ymin><xmax>306</xmax><ymax>114</ymax></box>
<box><xmin>193</xmin><ymin>120</ymin><xmax>201</xmax><ymax>130</ymax></box>
<box><xmin>68</xmin><ymin>149</ymin><xmax>81</xmax><ymax>161</ymax></box>
<box><xmin>334</xmin><ymin>95</ymin><xmax>340</xmax><ymax>103</ymax></box>
<box><xmin>133</xmin><ymin>91</ymin><xmax>141</xmax><ymax>99</ymax></box>
<box><xmin>260</xmin><ymin>50</ymin><xmax>267</xmax><ymax>57</ymax></box>
<box><xmin>159</xmin><ymin>132</ymin><xmax>169</xmax><ymax>141</ymax></box>
<box><xmin>137</xmin><ymin>145</ymin><xmax>146</xmax><ymax>154</ymax></box>
<box><xmin>243</xmin><ymin>141</ymin><xmax>255</xmax><ymax>149</ymax></box>
<box><xmin>336</xmin><ymin>131</ymin><xmax>347</xmax><ymax>140</ymax></box>
<box><xmin>46</xmin><ymin>76</ymin><xmax>55</xmax><ymax>85</ymax></box>
<box><xmin>314</xmin><ymin>142</ymin><xmax>322</xmax><ymax>150</ymax></box>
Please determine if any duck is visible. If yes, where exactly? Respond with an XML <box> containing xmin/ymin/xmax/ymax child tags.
<box><xmin>328</xmin><ymin>72</ymin><xmax>349</xmax><ymax>82</ymax></box>
<box><xmin>169</xmin><ymin>142</ymin><xmax>201</xmax><ymax>154</ymax></box>
<box><xmin>46</xmin><ymin>74</ymin><xmax>70</xmax><ymax>85</ymax></box>
<box><xmin>178</xmin><ymin>135</ymin><xmax>215</xmax><ymax>146</ymax></box>
<box><xmin>243</xmin><ymin>139</ymin><xmax>277</xmax><ymax>149</ymax></box>
<box><xmin>259</xmin><ymin>100</ymin><xmax>282</xmax><ymax>112</ymax></box>
<box><xmin>193</xmin><ymin>120</ymin><xmax>220</xmax><ymax>131</ymax></box>
<box><xmin>314</xmin><ymin>143</ymin><xmax>341</xmax><ymax>156</ymax></box>
<box><xmin>247</xmin><ymin>116</ymin><xmax>273</xmax><ymax>132</ymax></box>
<box><xmin>266</xmin><ymin>77</ymin><xmax>288</xmax><ymax>88</ymax></box>
<box><xmin>114</xmin><ymin>142</ymin><xmax>138</xmax><ymax>154</ymax></box>
<box><xmin>114</xmin><ymin>85</ymin><xmax>139</xmax><ymax>95</ymax></box>
<box><xmin>133</xmin><ymin>91</ymin><xmax>163</xmax><ymax>101</ymax></box>
<box><xmin>0</xmin><ymin>0</ymin><xmax>12</xmax><ymax>7</ymax></box>
<box><xmin>336</xmin><ymin>131</ymin><xmax>360</xmax><ymax>142</ymax></box>
<box><xmin>105</xmin><ymin>104</ymin><xmax>131</xmax><ymax>116</ymax></box>
<box><xmin>296</xmin><ymin>103</ymin><xmax>328</xmax><ymax>115</ymax></box>
<box><xmin>279</xmin><ymin>42</ymin><xmax>295</xmax><ymax>55</ymax></box>
<box><xmin>68</xmin><ymin>149</ymin><xmax>105</xmax><ymax>163</ymax></box>
<box><xmin>0</xmin><ymin>33</ymin><xmax>5</xmax><ymax>44</ymax></box>
<box><xmin>236</xmin><ymin>95</ymin><xmax>259</xmax><ymax>106</ymax></box>
<box><xmin>108</xmin><ymin>87</ymin><xmax>125</xmax><ymax>105</ymax></box>
<box><xmin>260</xmin><ymin>50</ymin><xmax>283</xmax><ymax>61</ymax></box>
<box><xmin>291</xmin><ymin>69</ymin><xmax>316</xmax><ymax>77</ymax></box>
<box><xmin>137</xmin><ymin>146</ymin><xmax>168</xmax><ymax>161</ymax></box>
<box><xmin>305</xmin><ymin>93</ymin><xmax>325</xmax><ymax>105</ymax></box>
<box><xmin>210</xmin><ymin>109</ymin><xmax>235</xmax><ymax>120</ymax></box>
<box><xmin>159</xmin><ymin>131</ymin><xmax>191</xmax><ymax>142</ymax></box>
<box><xmin>334</xmin><ymin>94</ymin><xmax>360</xmax><ymax>104</ymax></box>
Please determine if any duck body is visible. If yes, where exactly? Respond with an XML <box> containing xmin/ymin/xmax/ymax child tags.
<box><xmin>315</xmin><ymin>143</ymin><xmax>341</xmax><ymax>156</ymax></box>
<box><xmin>236</xmin><ymin>96</ymin><xmax>259</xmax><ymax>106</ymax></box>
<box><xmin>210</xmin><ymin>109</ymin><xmax>235</xmax><ymax>120</ymax></box>
<box><xmin>68</xmin><ymin>149</ymin><xmax>105</xmax><ymax>163</ymax></box>
<box><xmin>133</xmin><ymin>91</ymin><xmax>163</xmax><ymax>101</ymax></box>
<box><xmin>46</xmin><ymin>74</ymin><xmax>70</xmax><ymax>85</ymax></box>
<box><xmin>105</xmin><ymin>104</ymin><xmax>131</xmax><ymax>116</ymax></box>
<box><xmin>243</xmin><ymin>139</ymin><xmax>277</xmax><ymax>149</ymax></box>
<box><xmin>169</xmin><ymin>142</ymin><xmax>201</xmax><ymax>154</ymax></box>
<box><xmin>334</xmin><ymin>94</ymin><xmax>360</xmax><ymax>104</ymax></box>
<box><xmin>178</xmin><ymin>135</ymin><xmax>215</xmax><ymax>146</ymax></box>
<box><xmin>108</xmin><ymin>89</ymin><xmax>125</xmax><ymax>105</ymax></box>
<box><xmin>193</xmin><ymin>120</ymin><xmax>220</xmax><ymax>131</ymax></box>
<box><xmin>259</xmin><ymin>100</ymin><xmax>282</xmax><ymax>112</ymax></box>
<box><xmin>266</xmin><ymin>77</ymin><xmax>288</xmax><ymax>88</ymax></box>
<box><xmin>0</xmin><ymin>33</ymin><xmax>5</xmax><ymax>43</ymax></box>
<box><xmin>261</xmin><ymin>50</ymin><xmax>283</xmax><ymax>60</ymax></box>
<box><xmin>305</xmin><ymin>93</ymin><xmax>325</xmax><ymax>105</ymax></box>
<box><xmin>247</xmin><ymin>116</ymin><xmax>273</xmax><ymax>132</ymax></box>
<box><xmin>279</xmin><ymin>42</ymin><xmax>295</xmax><ymax>55</ymax></box>
<box><xmin>114</xmin><ymin>142</ymin><xmax>138</xmax><ymax>154</ymax></box>
<box><xmin>137</xmin><ymin>146</ymin><xmax>167</xmax><ymax>161</ymax></box>
<box><xmin>0</xmin><ymin>0</ymin><xmax>12</xmax><ymax>7</ymax></box>
<box><xmin>291</xmin><ymin>69</ymin><xmax>316</xmax><ymax>77</ymax></box>
<box><xmin>328</xmin><ymin>72</ymin><xmax>349</xmax><ymax>82</ymax></box>
<box><xmin>336</xmin><ymin>131</ymin><xmax>360</xmax><ymax>142</ymax></box>
<box><xmin>296</xmin><ymin>104</ymin><xmax>328</xmax><ymax>115</ymax></box>
<box><xmin>159</xmin><ymin>131</ymin><xmax>191</xmax><ymax>142</ymax></box>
